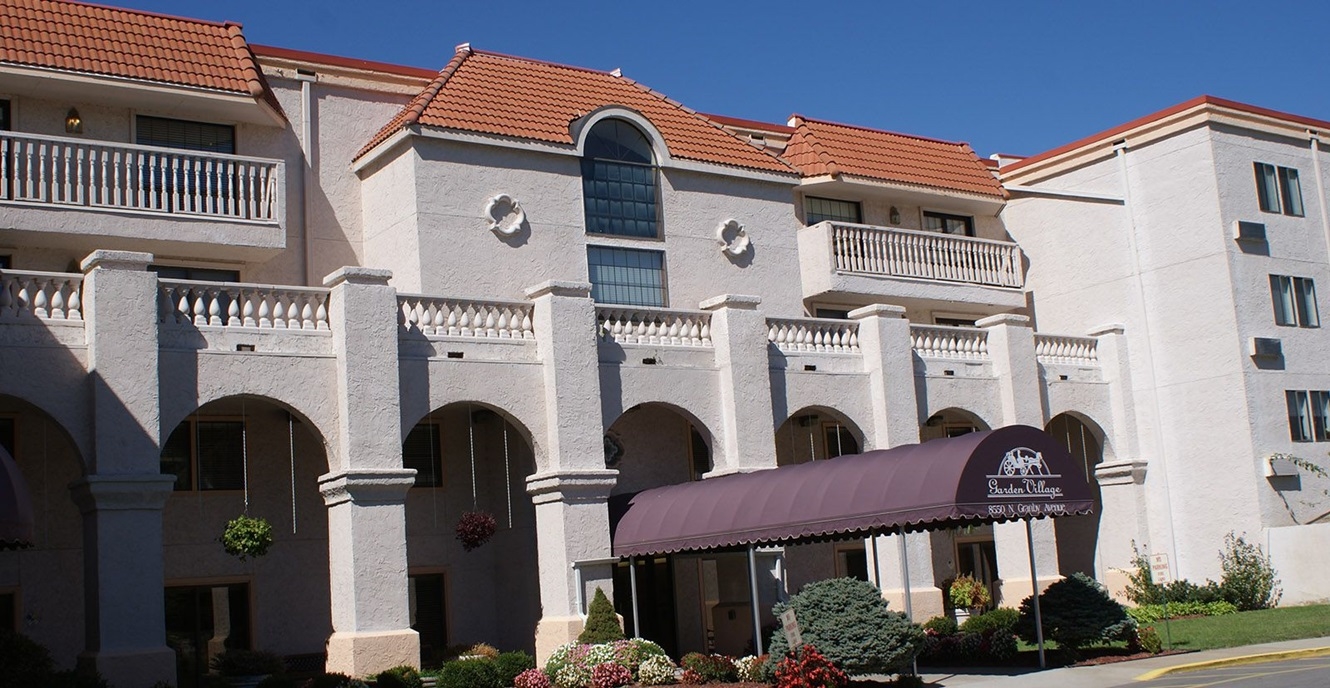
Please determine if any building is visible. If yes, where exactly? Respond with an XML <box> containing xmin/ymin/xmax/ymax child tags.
<box><xmin>0</xmin><ymin>1</ymin><xmax>1324</xmax><ymax>686</ymax></box>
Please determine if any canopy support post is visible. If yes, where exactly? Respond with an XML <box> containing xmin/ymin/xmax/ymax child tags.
<box><xmin>870</xmin><ymin>534</ymin><xmax>881</xmax><ymax>589</ymax></box>
<box><xmin>628</xmin><ymin>556</ymin><xmax>641</xmax><ymax>639</ymax></box>
<box><xmin>747</xmin><ymin>545</ymin><xmax>764</xmax><ymax>656</ymax></box>
<box><xmin>897</xmin><ymin>531</ymin><xmax>917</xmax><ymax>676</ymax></box>
<box><xmin>1026</xmin><ymin>518</ymin><xmax>1046</xmax><ymax>669</ymax></box>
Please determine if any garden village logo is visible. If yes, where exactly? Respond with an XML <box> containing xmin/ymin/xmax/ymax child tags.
<box><xmin>985</xmin><ymin>447</ymin><xmax>1069</xmax><ymax>518</ymax></box>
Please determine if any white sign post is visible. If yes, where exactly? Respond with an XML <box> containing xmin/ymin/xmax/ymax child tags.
<box><xmin>779</xmin><ymin>609</ymin><xmax>802</xmax><ymax>650</ymax></box>
<box><xmin>1149</xmin><ymin>552</ymin><xmax>1174</xmax><ymax>650</ymax></box>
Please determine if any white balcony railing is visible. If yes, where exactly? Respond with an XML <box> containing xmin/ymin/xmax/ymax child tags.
<box><xmin>910</xmin><ymin>324</ymin><xmax>989</xmax><ymax>360</ymax></box>
<box><xmin>828</xmin><ymin>222</ymin><xmax>1023</xmax><ymax>288</ymax></box>
<box><xmin>1</xmin><ymin>131</ymin><xmax>284</xmax><ymax>224</ymax></box>
<box><xmin>0</xmin><ymin>270</ymin><xmax>83</xmax><ymax>321</ymax></box>
<box><xmin>159</xmin><ymin>280</ymin><xmax>329</xmax><ymax>330</ymax></box>
<box><xmin>597</xmin><ymin>306</ymin><xmax>712</xmax><ymax>347</ymax></box>
<box><xmin>399</xmin><ymin>295</ymin><xmax>534</xmax><ymax>340</ymax></box>
<box><xmin>1035</xmin><ymin>334</ymin><xmax>1099</xmax><ymax>366</ymax></box>
<box><xmin>767</xmin><ymin>317</ymin><xmax>860</xmax><ymax>354</ymax></box>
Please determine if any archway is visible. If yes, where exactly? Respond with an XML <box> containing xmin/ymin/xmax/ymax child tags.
<box><xmin>1046</xmin><ymin>413</ymin><xmax>1105</xmax><ymax>578</ymax></box>
<box><xmin>606</xmin><ymin>403</ymin><xmax>712</xmax><ymax>658</ymax></box>
<box><xmin>0</xmin><ymin>395</ymin><xmax>87</xmax><ymax>667</ymax></box>
<box><xmin>774</xmin><ymin>406</ymin><xmax>864</xmax><ymax>467</ymax></box>
<box><xmin>920</xmin><ymin>408</ymin><xmax>995</xmax><ymax>613</ymax></box>
<box><xmin>402</xmin><ymin>402</ymin><xmax>539</xmax><ymax>664</ymax></box>
<box><xmin>159</xmin><ymin>395</ymin><xmax>330</xmax><ymax>688</ymax></box>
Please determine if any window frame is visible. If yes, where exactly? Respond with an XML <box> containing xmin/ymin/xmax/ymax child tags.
<box><xmin>586</xmin><ymin>245</ymin><xmax>668</xmax><ymax>307</ymax></box>
<box><xmin>922</xmin><ymin>210</ymin><xmax>976</xmax><ymax>237</ymax></box>
<box><xmin>1288</xmin><ymin>390</ymin><xmax>1315</xmax><ymax>442</ymax></box>
<box><xmin>160</xmin><ymin>416</ymin><xmax>246</xmax><ymax>492</ymax></box>
<box><xmin>1254</xmin><ymin>162</ymin><xmax>1305</xmax><ymax>217</ymax></box>
<box><xmin>804</xmin><ymin>196</ymin><xmax>863</xmax><ymax>225</ymax></box>
<box><xmin>0</xmin><ymin>99</ymin><xmax>10</xmax><ymax>132</ymax></box>
<box><xmin>1270</xmin><ymin>274</ymin><xmax>1319</xmax><ymax>328</ymax></box>
<box><xmin>580</xmin><ymin>119</ymin><xmax>661</xmax><ymax>240</ymax></box>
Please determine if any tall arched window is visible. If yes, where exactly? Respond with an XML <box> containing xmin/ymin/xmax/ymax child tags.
<box><xmin>581</xmin><ymin>119</ymin><xmax>658</xmax><ymax>238</ymax></box>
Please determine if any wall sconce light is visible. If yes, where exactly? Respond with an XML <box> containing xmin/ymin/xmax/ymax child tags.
<box><xmin>889</xmin><ymin>206</ymin><xmax>901</xmax><ymax>225</ymax></box>
<box><xmin>64</xmin><ymin>108</ymin><xmax>83</xmax><ymax>134</ymax></box>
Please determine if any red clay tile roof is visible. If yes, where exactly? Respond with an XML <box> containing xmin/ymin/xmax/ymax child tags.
<box><xmin>0</xmin><ymin>0</ymin><xmax>268</xmax><ymax>97</ymax></box>
<box><xmin>783</xmin><ymin>115</ymin><xmax>1005</xmax><ymax>198</ymax></box>
<box><xmin>356</xmin><ymin>47</ymin><xmax>794</xmax><ymax>174</ymax></box>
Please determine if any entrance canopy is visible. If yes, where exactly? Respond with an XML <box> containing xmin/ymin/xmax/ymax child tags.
<box><xmin>0</xmin><ymin>445</ymin><xmax>34</xmax><ymax>550</ymax></box>
<box><xmin>612</xmin><ymin>425</ymin><xmax>1094</xmax><ymax>557</ymax></box>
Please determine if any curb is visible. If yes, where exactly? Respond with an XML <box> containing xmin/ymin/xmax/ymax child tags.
<box><xmin>1134</xmin><ymin>646</ymin><xmax>1330</xmax><ymax>681</ymax></box>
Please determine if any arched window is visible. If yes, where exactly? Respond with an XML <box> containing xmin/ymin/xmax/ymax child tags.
<box><xmin>581</xmin><ymin>119</ymin><xmax>658</xmax><ymax>238</ymax></box>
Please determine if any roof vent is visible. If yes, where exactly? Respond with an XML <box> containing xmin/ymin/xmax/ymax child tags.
<box><xmin>455</xmin><ymin>42</ymin><xmax>472</xmax><ymax>55</ymax></box>
<box><xmin>610</xmin><ymin>68</ymin><xmax>622</xmax><ymax>77</ymax></box>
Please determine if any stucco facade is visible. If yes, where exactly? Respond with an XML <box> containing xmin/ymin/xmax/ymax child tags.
<box><xmin>0</xmin><ymin>9</ymin><xmax>1324</xmax><ymax>688</ymax></box>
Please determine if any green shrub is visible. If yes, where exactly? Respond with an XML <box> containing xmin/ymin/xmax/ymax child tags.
<box><xmin>375</xmin><ymin>665</ymin><xmax>422</xmax><ymax>688</ymax></box>
<box><xmin>1162</xmin><ymin>579</ymin><xmax>1224</xmax><ymax>604</ymax></box>
<box><xmin>0</xmin><ymin>631</ymin><xmax>56</xmax><ymax>688</ymax></box>
<box><xmin>1016</xmin><ymin>573</ymin><xmax>1134</xmax><ymax>656</ymax></box>
<box><xmin>768</xmin><ymin>577</ymin><xmax>923</xmax><ymax>676</ymax></box>
<box><xmin>636</xmin><ymin>655</ymin><xmax>676</xmax><ymax>686</ymax></box>
<box><xmin>1124</xmin><ymin>543</ymin><xmax>1162</xmax><ymax>606</ymax></box>
<box><xmin>1219</xmin><ymin>532</ymin><xmax>1282</xmax><ymax>611</ymax></box>
<box><xmin>256</xmin><ymin>676</ymin><xmax>297</xmax><ymax>688</ymax></box>
<box><xmin>578</xmin><ymin>588</ymin><xmax>625</xmax><ymax>644</ymax></box>
<box><xmin>434</xmin><ymin>658</ymin><xmax>501</xmax><ymax>688</ymax></box>
<box><xmin>1127</xmin><ymin>600</ymin><xmax>1238</xmax><ymax>624</ymax></box>
<box><xmin>1137</xmin><ymin>626</ymin><xmax>1163</xmax><ymax>654</ymax></box>
<box><xmin>922</xmin><ymin>616</ymin><xmax>957</xmax><ymax>636</ymax></box>
<box><xmin>303</xmin><ymin>674</ymin><xmax>368</xmax><ymax>688</ymax></box>
<box><xmin>959</xmin><ymin>607</ymin><xmax>1018</xmax><ymax>635</ymax></box>
<box><xmin>495</xmin><ymin>651</ymin><xmax>536</xmax><ymax>686</ymax></box>
<box><xmin>210</xmin><ymin>649</ymin><xmax>285</xmax><ymax>676</ymax></box>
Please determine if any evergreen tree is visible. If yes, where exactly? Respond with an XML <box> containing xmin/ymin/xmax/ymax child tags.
<box><xmin>578</xmin><ymin>587</ymin><xmax>625</xmax><ymax>644</ymax></box>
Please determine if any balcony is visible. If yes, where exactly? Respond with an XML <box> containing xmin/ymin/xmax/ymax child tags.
<box><xmin>0</xmin><ymin>131</ymin><xmax>286</xmax><ymax>260</ymax></box>
<box><xmin>798</xmin><ymin>221</ymin><xmax>1026</xmax><ymax>310</ymax></box>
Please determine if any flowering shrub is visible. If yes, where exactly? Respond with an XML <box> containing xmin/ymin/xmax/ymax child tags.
<box><xmin>455</xmin><ymin>511</ymin><xmax>497</xmax><ymax>551</ymax></box>
<box><xmin>774</xmin><ymin>645</ymin><xmax>848</xmax><ymax>688</ymax></box>
<box><xmin>591</xmin><ymin>662</ymin><xmax>631</xmax><ymax>688</ymax></box>
<box><xmin>553</xmin><ymin>663</ymin><xmax>592</xmax><ymax>688</ymax></box>
<box><xmin>636</xmin><ymin>655</ymin><xmax>677</xmax><ymax>686</ymax></box>
<box><xmin>544</xmin><ymin>639</ymin><xmax>668</xmax><ymax>685</ymax></box>
<box><xmin>679</xmin><ymin>668</ymin><xmax>704</xmax><ymax>685</ymax></box>
<box><xmin>679</xmin><ymin>653</ymin><xmax>736</xmax><ymax>683</ymax></box>
<box><xmin>734</xmin><ymin>655</ymin><xmax>767</xmax><ymax>682</ymax></box>
<box><xmin>514</xmin><ymin>669</ymin><xmax>552</xmax><ymax>688</ymax></box>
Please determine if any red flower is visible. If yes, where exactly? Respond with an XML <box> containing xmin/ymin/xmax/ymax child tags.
<box><xmin>455</xmin><ymin>511</ymin><xmax>497</xmax><ymax>551</ymax></box>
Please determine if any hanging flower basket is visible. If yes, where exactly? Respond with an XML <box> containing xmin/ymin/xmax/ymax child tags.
<box><xmin>456</xmin><ymin>511</ymin><xmax>497</xmax><ymax>552</ymax></box>
<box><xmin>221</xmin><ymin>514</ymin><xmax>274</xmax><ymax>561</ymax></box>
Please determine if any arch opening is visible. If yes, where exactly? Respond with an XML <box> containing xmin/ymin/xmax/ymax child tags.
<box><xmin>1047</xmin><ymin>413</ymin><xmax>1106</xmax><ymax>579</ymax></box>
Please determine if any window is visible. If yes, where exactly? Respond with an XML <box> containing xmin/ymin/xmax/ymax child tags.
<box><xmin>1255</xmin><ymin>163</ymin><xmax>1304</xmax><ymax>217</ymax></box>
<box><xmin>136</xmin><ymin>116</ymin><xmax>235</xmax><ymax>154</ymax></box>
<box><xmin>587</xmin><ymin>246</ymin><xmax>665</xmax><ymax>307</ymax></box>
<box><xmin>823</xmin><ymin>423</ymin><xmax>859</xmax><ymax>458</ymax></box>
<box><xmin>403</xmin><ymin>422</ymin><xmax>442</xmax><ymax>488</ymax></box>
<box><xmin>165</xmin><ymin>583</ymin><xmax>250</xmax><ymax>688</ymax></box>
<box><xmin>805</xmin><ymin>196</ymin><xmax>862</xmax><ymax>225</ymax></box>
<box><xmin>1286</xmin><ymin>390</ymin><xmax>1330</xmax><ymax>442</ymax></box>
<box><xmin>160</xmin><ymin>418</ymin><xmax>245</xmax><ymax>491</ymax></box>
<box><xmin>0</xmin><ymin>590</ymin><xmax>14</xmax><ymax>634</ymax></box>
<box><xmin>923</xmin><ymin>211</ymin><xmax>975</xmax><ymax>236</ymax></box>
<box><xmin>835</xmin><ymin>545</ymin><xmax>870</xmax><ymax>582</ymax></box>
<box><xmin>0</xmin><ymin>100</ymin><xmax>10</xmax><ymax>131</ymax></box>
<box><xmin>581</xmin><ymin>119</ymin><xmax>658</xmax><ymax>238</ymax></box>
<box><xmin>813</xmin><ymin>307</ymin><xmax>851</xmax><ymax>320</ymax></box>
<box><xmin>0</xmin><ymin>255</ymin><xmax>10</xmax><ymax>270</ymax></box>
<box><xmin>1270</xmin><ymin>275</ymin><xmax>1318</xmax><ymax>327</ymax></box>
<box><xmin>409</xmin><ymin>573</ymin><xmax>448</xmax><ymax>668</ymax></box>
<box><xmin>150</xmin><ymin>265</ymin><xmax>241</xmax><ymax>282</ymax></box>
<box><xmin>0</xmin><ymin>415</ymin><xmax>14</xmax><ymax>457</ymax></box>
<box><xmin>935</xmin><ymin>316</ymin><xmax>978</xmax><ymax>327</ymax></box>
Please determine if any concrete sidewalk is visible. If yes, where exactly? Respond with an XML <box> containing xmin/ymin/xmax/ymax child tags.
<box><xmin>913</xmin><ymin>636</ymin><xmax>1330</xmax><ymax>687</ymax></box>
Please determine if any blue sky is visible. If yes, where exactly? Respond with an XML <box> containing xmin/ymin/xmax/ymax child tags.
<box><xmin>119</xmin><ymin>0</ymin><xmax>1330</xmax><ymax>157</ymax></box>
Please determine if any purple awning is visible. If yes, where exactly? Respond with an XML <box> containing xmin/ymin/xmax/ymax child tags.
<box><xmin>612</xmin><ymin>425</ymin><xmax>1095</xmax><ymax>557</ymax></box>
<box><xmin>0</xmin><ymin>444</ymin><xmax>34</xmax><ymax>550</ymax></box>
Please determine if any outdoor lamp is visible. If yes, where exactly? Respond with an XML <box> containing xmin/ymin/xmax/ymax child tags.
<box><xmin>889</xmin><ymin>206</ymin><xmax>901</xmax><ymax>225</ymax></box>
<box><xmin>64</xmin><ymin>108</ymin><xmax>83</xmax><ymax>134</ymax></box>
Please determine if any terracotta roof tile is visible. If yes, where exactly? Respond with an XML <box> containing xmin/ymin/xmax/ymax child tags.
<box><xmin>783</xmin><ymin>116</ymin><xmax>1005</xmax><ymax>198</ymax></box>
<box><xmin>357</xmin><ymin>47</ymin><xmax>794</xmax><ymax>174</ymax></box>
<box><xmin>0</xmin><ymin>0</ymin><xmax>267</xmax><ymax>97</ymax></box>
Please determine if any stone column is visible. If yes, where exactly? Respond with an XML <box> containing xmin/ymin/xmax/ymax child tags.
<box><xmin>321</xmin><ymin>267</ymin><xmax>419</xmax><ymax>675</ymax></box>
<box><xmin>977</xmin><ymin>314</ymin><xmax>1059</xmax><ymax>603</ymax></box>
<box><xmin>75</xmin><ymin>250</ymin><xmax>176</xmax><ymax>688</ymax></box>
<box><xmin>700</xmin><ymin>294</ymin><xmax>776</xmax><ymax>474</ymax></box>
<box><xmin>527</xmin><ymin>471</ymin><xmax>619</xmax><ymax>662</ymax></box>
<box><xmin>524</xmin><ymin>281</ymin><xmax>617</xmax><ymax>661</ymax></box>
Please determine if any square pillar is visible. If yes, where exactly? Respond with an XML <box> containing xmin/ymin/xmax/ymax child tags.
<box><xmin>526</xmin><ymin>282</ymin><xmax>604</xmax><ymax>472</ymax></box>
<box><xmin>848</xmin><ymin>304</ymin><xmax>918</xmax><ymax>450</ymax></box>
<box><xmin>700</xmin><ymin>295</ymin><xmax>776</xmax><ymax>474</ymax></box>
<box><xmin>869</xmin><ymin>533</ymin><xmax>943</xmax><ymax>621</ymax></box>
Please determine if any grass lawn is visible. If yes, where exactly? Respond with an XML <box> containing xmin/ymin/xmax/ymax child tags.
<box><xmin>1152</xmin><ymin>604</ymin><xmax>1330</xmax><ymax>651</ymax></box>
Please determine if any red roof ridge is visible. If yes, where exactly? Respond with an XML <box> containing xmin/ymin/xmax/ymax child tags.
<box><xmin>224</xmin><ymin>23</ymin><xmax>266</xmax><ymax>100</ymax></box>
<box><xmin>251</xmin><ymin>43</ymin><xmax>438</xmax><ymax>79</ymax></box>
<box><xmin>791</xmin><ymin>112</ymin><xmax>972</xmax><ymax>149</ymax></box>
<box><xmin>702</xmin><ymin>113</ymin><xmax>797</xmax><ymax>134</ymax></box>
<box><xmin>787</xmin><ymin>115</ymin><xmax>842</xmax><ymax>177</ymax></box>
<box><xmin>1005</xmin><ymin>95</ymin><xmax>1330</xmax><ymax>174</ymax></box>
<box><xmin>466</xmin><ymin>47</ymin><xmax>618</xmax><ymax>79</ymax></box>
<box><xmin>55</xmin><ymin>0</ymin><xmax>234</xmax><ymax>28</ymax></box>
<box><xmin>353</xmin><ymin>48</ymin><xmax>471</xmax><ymax>161</ymax></box>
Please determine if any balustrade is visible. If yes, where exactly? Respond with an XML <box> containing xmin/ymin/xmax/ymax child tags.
<box><xmin>159</xmin><ymin>280</ymin><xmax>329</xmax><ymax>330</ymax></box>
<box><xmin>829</xmin><ymin>222</ymin><xmax>1023</xmax><ymax>288</ymax></box>
<box><xmin>1035</xmin><ymin>334</ymin><xmax>1099</xmax><ymax>366</ymax></box>
<box><xmin>1</xmin><ymin>131</ymin><xmax>283</xmax><ymax>223</ymax></box>
<box><xmin>0</xmin><ymin>270</ymin><xmax>83</xmax><ymax>321</ymax></box>
<box><xmin>596</xmin><ymin>307</ymin><xmax>711</xmax><ymax>347</ymax></box>
<box><xmin>399</xmin><ymin>295</ymin><xmax>534</xmax><ymax>340</ymax></box>
<box><xmin>766</xmin><ymin>317</ymin><xmax>859</xmax><ymax>353</ymax></box>
<box><xmin>910</xmin><ymin>325</ymin><xmax>989</xmax><ymax>360</ymax></box>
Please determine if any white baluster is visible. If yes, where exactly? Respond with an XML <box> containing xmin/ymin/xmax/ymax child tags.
<box><xmin>242</xmin><ymin>292</ymin><xmax>256</xmax><ymax>328</ymax></box>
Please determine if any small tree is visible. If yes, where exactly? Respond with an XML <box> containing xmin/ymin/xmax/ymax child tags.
<box><xmin>579</xmin><ymin>587</ymin><xmax>625</xmax><ymax>644</ymax></box>
<box><xmin>1219</xmin><ymin>532</ymin><xmax>1282</xmax><ymax>611</ymax></box>
<box><xmin>768</xmin><ymin>577</ymin><xmax>923</xmax><ymax>676</ymax></box>
<box><xmin>1016</xmin><ymin>573</ymin><xmax>1134</xmax><ymax>657</ymax></box>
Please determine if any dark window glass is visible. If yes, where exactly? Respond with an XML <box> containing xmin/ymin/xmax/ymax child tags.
<box><xmin>165</xmin><ymin>583</ymin><xmax>250</xmax><ymax>688</ymax></box>
<box><xmin>136</xmin><ymin>116</ymin><xmax>235</xmax><ymax>154</ymax></box>
<box><xmin>0</xmin><ymin>592</ymin><xmax>13</xmax><ymax>634</ymax></box>
<box><xmin>587</xmin><ymin>246</ymin><xmax>665</xmax><ymax>307</ymax></box>
<box><xmin>0</xmin><ymin>416</ymin><xmax>14</xmax><ymax>458</ymax></box>
<box><xmin>923</xmin><ymin>211</ymin><xmax>975</xmax><ymax>236</ymax></box>
<box><xmin>1313</xmin><ymin>391</ymin><xmax>1330</xmax><ymax>442</ymax></box>
<box><xmin>839</xmin><ymin>548</ymin><xmax>869</xmax><ymax>582</ymax></box>
<box><xmin>409</xmin><ymin>573</ymin><xmax>448</xmax><ymax>669</ymax></box>
<box><xmin>0</xmin><ymin>100</ymin><xmax>10</xmax><ymax>132</ymax></box>
<box><xmin>1255</xmin><ymin>162</ymin><xmax>1304</xmax><ymax>216</ymax></box>
<box><xmin>1279</xmin><ymin>167</ymin><xmax>1304</xmax><ymax>217</ymax></box>
<box><xmin>1288</xmin><ymin>390</ymin><xmax>1313</xmax><ymax>442</ymax></box>
<box><xmin>581</xmin><ymin>120</ymin><xmax>658</xmax><ymax>238</ymax></box>
<box><xmin>1255</xmin><ymin>163</ymin><xmax>1280</xmax><ymax>213</ymax></box>
<box><xmin>0</xmin><ymin>256</ymin><xmax>10</xmax><ymax>270</ymax></box>
<box><xmin>805</xmin><ymin>196</ymin><xmax>862</xmax><ymax>225</ymax></box>
<box><xmin>814</xmin><ymin>308</ymin><xmax>851</xmax><ymax>320</ymax></box>
<box><xmin>824</xmin><ymin>424</ymin><xmax>859</xmax><ymax>458</ymax></box>
<box><xmin>196</xmin><ymin>421</ymin><xmax>244</xmax><ymax>491</ymax></box>
<box><xmin>1271</xmin><ymin>275</ymin><xmax>1318</xmax><ymax>327</ymax></box>
<box><xmin>403</xmin><ymin>423</ymin><xmax>442</xmax><ymax>488</ymax></box>
<box><xmin>689</xmin><ymin>426</ymin><xmax>710</xmax><ymax>479</ymax></box>
<box><xmin>160</xmin><ymin>422</ymin><xmax>193</xmax><ymax>491</ymax></box>
<box><xmin>150</xmin><ymin>265</ymin><xmax>241</xmax><ymax>282</ymax></box>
